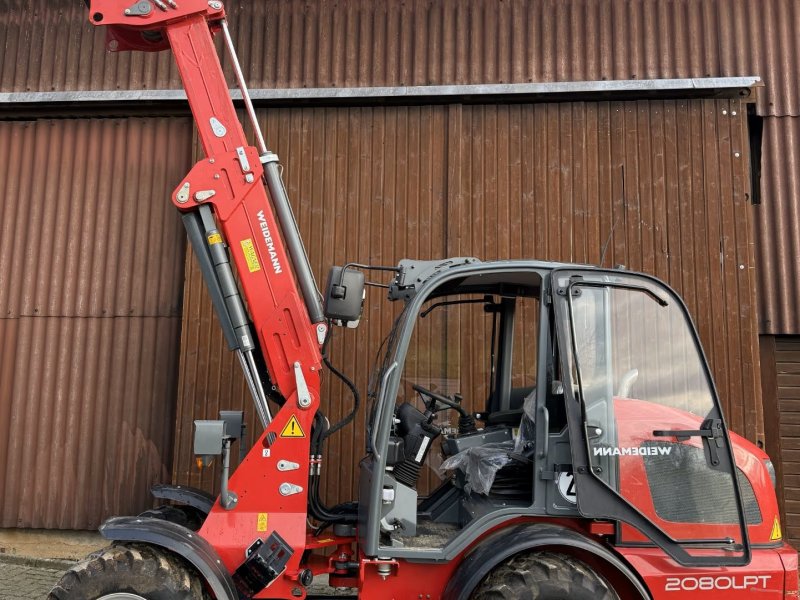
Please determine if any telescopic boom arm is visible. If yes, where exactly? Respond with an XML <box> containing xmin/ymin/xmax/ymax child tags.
<box><xmin>84</xmin><ymin>3</ymin><xmax>345</xmax><ymax>591</ymax></box>
<box><xmin>86</xmin><ymin>0</ymin><xmax>326</xmax><ymax>424</ymax></box>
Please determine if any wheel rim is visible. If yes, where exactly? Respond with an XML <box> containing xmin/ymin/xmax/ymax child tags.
<box><xmin>98</xmin><ymin>594</ymin><xmax>148</xmax><ymax>600</ymax></box>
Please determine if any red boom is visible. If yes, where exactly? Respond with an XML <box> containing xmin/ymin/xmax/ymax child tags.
<box><xmin>87</xmin><ymin>1</ymin><xmax>327</xmax><ymax>596</ymax></box>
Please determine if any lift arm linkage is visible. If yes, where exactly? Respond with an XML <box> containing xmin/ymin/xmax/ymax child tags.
<box><xmin>86</xmin><ymin>0</ymin><xmax>325</xmax><ymax>409</ymax></box>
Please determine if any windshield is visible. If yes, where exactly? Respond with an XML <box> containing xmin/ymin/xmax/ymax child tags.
<box><xmin>369</xmin><ymin>303</ymin><xmax>413</xmax><ymax>401</ymax></box>
<box><xmin>571</xmin><ymin>284</ymin><xmax>713</xmax><ymax>419</ymax></box>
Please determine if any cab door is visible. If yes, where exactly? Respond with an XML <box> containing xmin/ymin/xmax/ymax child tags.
<box><xmin>552</xmin><ymin>269</ymin><xmax>751</xmax><ymax>567</ymax></box>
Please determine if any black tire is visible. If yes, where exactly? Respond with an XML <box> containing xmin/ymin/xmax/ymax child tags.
<box><xmin>470</xmin><ymin>552</ymin><xmax>619</xmax><ymax>600</ymax></box>
<box><xmin>138</xmin><ymin>504</ymin><xmax>206</xmax><ymax>531</ymax></box>
<box><xmin>48</xmin><ymin>543</ymin><xmax>212</xmax><ymax>600</ymax></box>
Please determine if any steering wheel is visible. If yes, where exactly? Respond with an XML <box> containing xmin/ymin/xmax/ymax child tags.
<box><xmin>412</xmin><ymin>384</ymin><xmax>466</xmax><ymax>416</ymax></box>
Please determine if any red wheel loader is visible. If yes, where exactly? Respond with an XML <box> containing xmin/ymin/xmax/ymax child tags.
<box><xmin>49</xmin><ymin>2</ymin><xmax>798</xmax><ymax>599</ymax></box>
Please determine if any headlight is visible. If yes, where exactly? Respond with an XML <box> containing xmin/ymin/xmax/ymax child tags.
<box><xmin>764</xmin><ymin>458</ymin><xmax>777</xmax><ymax>489</ymax></box>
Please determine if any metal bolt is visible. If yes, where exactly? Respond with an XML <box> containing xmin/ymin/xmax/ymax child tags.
<box><xmin>214</xmin><ymin>174</ymin><xmax>220</xmax><ymax>179</ymax></box>
<box><xmin>732</xmin><ymin>110</ymin><xmax>737</xmax><ymax>116</ymax></box>
<box><xmin>124</xmin><ymin>8</ymin><xmax>131</xmax><ymax>14</ymax></box>
<box><xmin>739</xmin><ymin>264</ymin><xmax>745</xmax><ymax>270</ymax></box>
<box><xmin>377</xmin><ymin>563</ymin><xmax>391</xmax><ymax>580</ymax></box>
<box><xmin>734</xmin><ymin>152</ymin><xmax>741</xmax><ymax>158</ymax></box>
<box><xmin>209</xmin><ymin>0</ymin><xmax>222</xmax><ymax>8</ymax></box>
<box><xmin>245</xmin><ymin>173</ymin><xmax>255</xmax><ymax>183</ymax></box>
<box><xmin>209</xmin><ymin>158</ymin><xmax>215</xmax><ymax>164</ymax></box>
<box><xmin>722</xmin><ymin>109</ymin><xmax>727</xmax><ymax>115</ymax></box>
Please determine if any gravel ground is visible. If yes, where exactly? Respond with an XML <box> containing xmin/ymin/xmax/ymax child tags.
<box><xmin>0</xmin><ymin>556</ymin><xmax>67</xmax><ymax>600</ymax></box>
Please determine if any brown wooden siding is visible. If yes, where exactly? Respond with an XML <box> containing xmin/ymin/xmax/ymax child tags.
<box><xmin>0</xmin><ymin>118</ymin><xmax>191</xmax><ymax>529</ymax></box>
<box><xmin>173</xmin><ymin>98</ymin><xmax>761</xmax><ymax>505</ymax></box>
<box><xmin>762</xmin><ymin>336</ymin><xmax>800</xmax><ymax>549</ymax></box>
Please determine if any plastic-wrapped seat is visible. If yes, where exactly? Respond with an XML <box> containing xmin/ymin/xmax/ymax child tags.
<box><xmin>440</xmin><ymin>391</ymin><xmax>536</xmax><ymax>497</ymax></box>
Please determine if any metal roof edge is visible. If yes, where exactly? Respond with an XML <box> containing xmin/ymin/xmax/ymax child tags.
<box><xmin>0</xmin><ymin>77</ymin><xmax>761</xmax><ymax>107</ymax></box>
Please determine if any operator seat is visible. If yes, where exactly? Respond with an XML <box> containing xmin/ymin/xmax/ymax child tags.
<box><xmin>485</xmin><ymin>385</ymin><xmax>534</xmax><ymax>426</ymax></box>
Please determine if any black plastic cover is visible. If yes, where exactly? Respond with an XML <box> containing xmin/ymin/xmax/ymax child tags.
<box><xmin>385</xmin><ymin>436</ymin><xmax>406</xmax><ymax>466</ymax></box>
<box><xmin>232</xmin><ymin>532</ymin><xmax>293</xmax><ymax>597</ymax></box>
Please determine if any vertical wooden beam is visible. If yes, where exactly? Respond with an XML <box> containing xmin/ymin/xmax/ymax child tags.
<box><xmin>760</xmin><ymin>334</ymin><xmax>786</xmax><ymax>522</ymax></box>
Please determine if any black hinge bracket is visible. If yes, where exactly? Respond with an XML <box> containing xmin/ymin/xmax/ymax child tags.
<box><xmin>653</xmin><ymin>418</ymin><xmax>724</xmax><ymax>466</ymax></box>
<box><xmin>540</xmin><ymin>464</ymin><xmax>573</xmax><ymax>480</ymax></box>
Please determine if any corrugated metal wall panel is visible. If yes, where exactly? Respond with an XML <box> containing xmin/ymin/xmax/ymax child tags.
<box><xmin>174</xmin><ymin>98</ymin><xmax>760</xmax><ymax>504</ymax></box>
<box><xmin>2</xmin><ymin>0</ymin><xmax>797</xmax><ymax>117</ymax></box>
<box><xmin>0</xmin><ymin>118</ymin><xmax>191</xmax><ymax>529</ymax></box>
<box><xmin>756</xmin><ymin>117</ymin><xmax>800</xmax><ymax>335</ymax></box>
<box><xmin>0</xmin><ymin>0</ymin><xmax>179</xmax><ymax>93</ymax></box>
<box><xmin>4</xmin><ymin>0</ymin><xmax>798</xmax><ymax>334</ymax></box>
<box><xmin>0</xmin><ymin>119</ymin><xmax>187</xmax><ymax>318</ymax></box>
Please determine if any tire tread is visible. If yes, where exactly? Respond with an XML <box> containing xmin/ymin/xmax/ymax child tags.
<box><xmin>471</xmin><ymin>552</ymin><xmax>618</xmax><ymax>600</ymax></box>
<box><xmin>48</xmin><ymin>543</ymin><xmax>211</xmax><ymax>600</ymax></box>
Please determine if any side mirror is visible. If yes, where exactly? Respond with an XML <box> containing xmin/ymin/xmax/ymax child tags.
<box><xmin>324</xmin><ymin>266</ymin><xmax>365</xmax><ymax>327</ymax></box>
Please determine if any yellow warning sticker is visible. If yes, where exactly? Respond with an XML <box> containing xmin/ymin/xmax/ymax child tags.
<box><xmin>207</xmin><ymin>233</ymin><xmax>223</xmax><ymax>245</ymax></box>
<box><xmin>280</xmin><ymin>415</ymin><xmax>305</xmax><ymax>438</ymax></box>
<box><xmin>257</xmin><ymin>513</ymin><xmax>268</xmax><ymax>532</ymax></box>
<box><xmin>240</xmin><ymin>238</ymin><xmax>262</xmax><ymax>273</ymax></box>
<box><xmin>771</xmin><ymin>516</ymin><xmax>782</xmax><ymax>541</ymax></box>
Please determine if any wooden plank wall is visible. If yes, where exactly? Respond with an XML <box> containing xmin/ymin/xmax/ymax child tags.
<box><xmin>762</xmin><ymin>335</ymin><xmax>800</xmax><ymax>548</ymax></box>
<box><xmin>173</xmin><ymin>98</ymin><xmax>760</xmax><ymax>506</ymax></box>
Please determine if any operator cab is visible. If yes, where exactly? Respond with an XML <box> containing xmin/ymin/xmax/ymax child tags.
<box><xmin>349</xmin><ymin>258</ymin><xmax>758</xmax><ymax>567</ymax></box>
<box><xmin>351</xmin><ymin>259</ymin><xmax>558</xmax><ymax>556</ymax></box>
